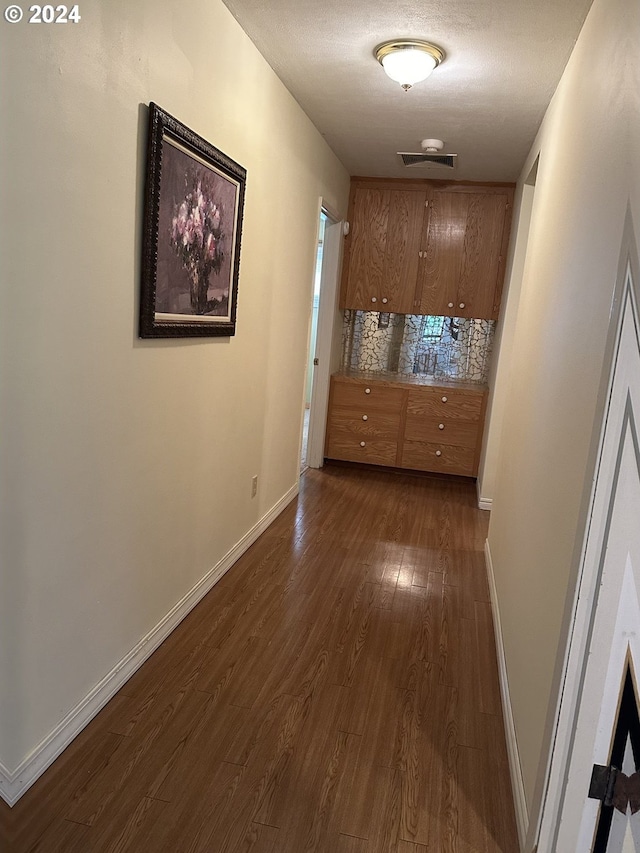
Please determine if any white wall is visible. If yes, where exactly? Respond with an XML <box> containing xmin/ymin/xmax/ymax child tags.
<box><xmin>477</xmin><ymin>179</ymin><xmax>535</xmax><ymax>508</ymax></box>
<box><xmin>485</xmin><ymin>0</ymin><xmax>636</xmax><ymax>821</ymax></box>
<box><xmin>0</xmin><ymin>0</ymin><xmax>349</xmax><ymax>780</ymax></box>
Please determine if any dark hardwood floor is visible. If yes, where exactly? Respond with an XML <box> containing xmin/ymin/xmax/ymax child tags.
<box><xmin>1</xmin><ymin>465</ymin><xmax>519</xmax><ymax>852</ymax></box>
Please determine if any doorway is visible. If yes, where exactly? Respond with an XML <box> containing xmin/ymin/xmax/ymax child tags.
<box><xmin>533</xmin><ymin>248</ymin><xmax>640</xmax><ymax>851</ymax></box>
<box><xmin>301</xmin><ymin>212</ymin><xmax>328</xmax><ymax>470</ymax></box>
<box><xmin>301</xmin><ymin>205</ymin><xmax>344</xmax><ymax>471</ymax></box>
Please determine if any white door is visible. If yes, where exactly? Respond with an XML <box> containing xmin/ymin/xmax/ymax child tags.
<box><xmin>306</xmin><ymin>220</ymin><xmax>344</xmax><ymax>469</ymax></box>
<box><xmin>535</xmin><ymin>267</ymin><xmax>640</xmax><ymax>851</ymax></box>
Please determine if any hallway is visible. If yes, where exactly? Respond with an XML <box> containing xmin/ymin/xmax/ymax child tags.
<box><xmin>3</xmin><ymin>467</ymin><xmax>518</xmax><ymax>852</ymax></box>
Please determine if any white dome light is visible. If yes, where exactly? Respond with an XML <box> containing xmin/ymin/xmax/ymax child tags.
<box><xmin>375</xmin><ymin>40</ymin><xmax>444</xmax><ymax>91</ymax></box>
<box><xmin>381</xmin><ymin>48</ymin><xmax>437</xmax><ymax>87</ymax></box>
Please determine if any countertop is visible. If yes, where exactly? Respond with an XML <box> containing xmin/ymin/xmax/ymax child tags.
<box><xmin>333</xmin><ymin>368</ymin><xmax>488</xmax><ymax>393</ymax></box>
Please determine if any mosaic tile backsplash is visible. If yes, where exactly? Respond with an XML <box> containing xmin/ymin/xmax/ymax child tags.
<box><xmin>341</xmin><ymin>311</ymin><xmax>495</xmax><ymax>384</ymax></box>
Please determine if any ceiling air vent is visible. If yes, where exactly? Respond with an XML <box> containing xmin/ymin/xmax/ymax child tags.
<box><xmin>398</xmin><ymin>152</ymin><xmax>458</xmax><ymax>168</ymax></box>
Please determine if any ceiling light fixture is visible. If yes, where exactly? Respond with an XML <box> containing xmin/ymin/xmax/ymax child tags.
<box><xmin>374</xmin><ymin>39</ymin><xmax>444</xmax><ymax>91</ymax></box>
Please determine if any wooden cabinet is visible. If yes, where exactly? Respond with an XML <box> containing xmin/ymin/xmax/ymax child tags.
<box><xmin>325</xmin><ymin>376</ymin><xmax>487</xmax><ymax>477</ymax></box>
<box><xmin>325</xmin><ymin>377</ymin><xmax>404</xmax><ymax>466</ymax></box>
<box><xmin>340</xmin><ymin>179</ymin><xmax>513</xmax><ymax>320</ymax></box>
<box><xmin>416</xmin><ymin>188</ymin><xmax>511</xmax><ymax>319</ymax></box>
<box><xmin>342</xmin><ymin>187</ymin><xmax>425</xmax><ymax>314</ymax></box>
<box><xmin>401</xmin><ymin>386</ymin><xmax>486</xmax><ymax>476</ymax></box>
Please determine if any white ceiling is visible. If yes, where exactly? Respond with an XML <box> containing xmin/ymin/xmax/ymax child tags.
<box><xmin>222</xmin><ymin>0</ymin><xmax>593</xmax><ymax>182</ymax></box>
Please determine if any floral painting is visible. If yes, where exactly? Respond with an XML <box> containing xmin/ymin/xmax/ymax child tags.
<box><xmin>140</xmin><ymin>104</ymin><xmax>246</xmax><ymax>338</ymax></box>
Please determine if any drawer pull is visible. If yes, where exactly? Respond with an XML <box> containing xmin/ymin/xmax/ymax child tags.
<box><xmin>435</xmin><ymin>450</ymin><xmax>442</xmax><ymax>457</ymax></box>
<box><xmin>448</xmin><ymin>302</ymin><xmax>454</xmax><ymax>309</ymax></box>
<box><xmin>360</xmin><ymin>441</ymin><xmax>366</xmax><ymax>447</ymax></box>
<box><xmin>371</xmin><ymin>297</ymin><xmax>377</xmax><ymax>303</ymax></box>
<box><xmin>362</xmin><ymin>415</ymin><xmax>368</xmax><ymax>421</ymax></box>
<box><xmin>438</xmin><ymin>423</ymin><xmax>445</xmax><ymax>430</ymax></box>
<box><xmin>441</xmin><ymin>396</ymin><xmax>448</xmax><ymax>403</ymax></box>
<box><xmin>365</xmin><ymin>388</ymin><xmax>371</xmax><ymax>394</ymax></box>
<box><xmin>382</xmin><ymin>297</ymin><xmax>388</xmax><ymax>304</ymax></box>
<box><xmin>459</xmin><ymin>302</ymin><xmax>466</xmax><ymax>309</ymax></box>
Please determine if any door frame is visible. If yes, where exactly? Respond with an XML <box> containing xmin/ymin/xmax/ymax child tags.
<box><xmin>531</xmin><ymin>218</ymin><xmax>640</xmax><ymax>851</ymax></box>
<box><xmin>304</xmin><ymin>199</ymin><xmax>344</xmax><ymax>469</ymax></box>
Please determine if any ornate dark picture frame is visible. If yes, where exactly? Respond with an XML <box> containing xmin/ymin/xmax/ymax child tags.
<box><xmin>140</xmin><ymin>103</ymin><xmax>246</xmax><ymax>338</ymax></box>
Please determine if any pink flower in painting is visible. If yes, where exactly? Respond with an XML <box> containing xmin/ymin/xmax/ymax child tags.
<box><xmin>171</xmin><ymin>202</ymin><xmax>189</xmax><ymax>242</ymax></box>
<box><xmin>169</xmin><ymin>170</ymin><xmax>225</xmax><ymax>313</ymax></box>
<box><xmin>192</xmin><ymin>206</ymin><xmax>204</xmax><ymax>244</ymax></box>
<box><xmin>183</xmin><ymin>218</ymin><xmax>195</xmax><ymax>246</ymax></box>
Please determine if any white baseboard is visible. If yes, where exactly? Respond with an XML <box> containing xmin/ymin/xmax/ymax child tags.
<box><xmin>0</xmin><ymin>483</ymin><xmax>299</xmax><ymax>807</ymax></box>
<box><xmin>484</xmin><ymin>538</ymin><xmax>529</xmax><ymax>851</ymax></box>
<box><xmin>476</xmin><ymin>480</ymin><xmax>493</xmax><ymax>511</ymax></box>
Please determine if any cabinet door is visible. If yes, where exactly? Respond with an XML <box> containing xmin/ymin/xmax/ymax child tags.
<box><xmin>342</xmin><ymin>188</ymin><xmax>426</xmax><ymax>312</ymax></box>
<box><xmin>416</xmin><ymin>191</ymin><xmax>465</xmax><ymax>316</ymax></box>
<box><xmin>456</xmin><ymin>192</ymin><xmax>509</xmax><ymax>318</ymax></box>
<box><xmin>342</xmin><ymin>188</ymin><xmax>390</xmax><ymax>309</ymax></box>
<box><xmin>417</xmin><ymin>190</ymin><xmax>510</xmax><ymax>319</ymax></box>
<box><xmin>382</xmin><ymin>190</ymin><xmax>426</xmax><ymax>313</ymax></box>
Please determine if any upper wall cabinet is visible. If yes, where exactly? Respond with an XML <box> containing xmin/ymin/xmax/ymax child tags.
<box><xmin>340</xmin><ymin>179</ymin><xmax>514</xmax><ymax>320</ymax></box>
<box><xmin>417</xmin><ymin>187</ymin><xmax>512</xmax><ymax>319</ymax></box>
<box><xmin>343</xmin><ymin>187</ymin><xmax>426</xmax><ymax>314</ymax></box>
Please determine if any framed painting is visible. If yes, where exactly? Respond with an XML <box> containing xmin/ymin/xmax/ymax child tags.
<box><xmin>140</xmin><ymin>103</ymin><xmax>246</xmax><ymax>337</ymax></box>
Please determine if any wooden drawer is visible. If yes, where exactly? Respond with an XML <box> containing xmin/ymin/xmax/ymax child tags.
<box><xmin>404</xmin><ymin>417</ymin><xmax>479</xmax><ymax>447</ymax></box>
<box><xmin>406</xmin><ymin>387</ymin><xmax>484</xmax><ymax>422</ymax></box>
<box><xmin>401</xmin><ymin>440</ymin><xmax>477</xmax><ymax>476</ymax></box>
<box><xmin>331</xmin><ymin>378</ymin><xmax>405</xmax><ymax>414</ymax></box>
<box><xmin>326</xmin><ymin>433</ymin><xmax>399</xmax><ymax>466</ymax></box>
<box><xmin>329</xmin><ymin>410</ymin><xmax>401</xmax><ymax>440</ymax></box>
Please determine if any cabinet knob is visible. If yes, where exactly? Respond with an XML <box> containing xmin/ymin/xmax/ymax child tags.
<box><xmin>360</xmin><ymin>441</ymin><xmax>366</xmax><ymax>447</ymax></box>
<box><xmin>362</xmin><ymin>415</ymin><xmax>368</xmax><ymax>421</ymax></box>
<box><xmin>441</xmin><ymin>396</ymin><xmax>448</xmax><ymax>403</ymax></box>
<box><xmin>365</xmin><ymin>388</ymin><xmax>371</xmax><ymax>394</ymax></box>
<box><xmin>371</xmin><ymin>297</ymin><xmax>377</xmax><ymax>303</ymax></box>
<box><xmin>381</xmin><ymin>297</ymin><xmax>388</xmax><ymax>304</ymax></box>
<box><xmin>438</xmin><ymin>423</ymin><xmax>445</xmax><ymax>430</ymax></box>
<box><xmin>448</xmin><ymin>302</ymin><xmax>454</xmax><ymax>309</ymax></box>
<box><xmin>435</xmin><ymin>450</ymin><xmax>442</xmax><ymax>457</ymax></box>
<box><xmin>459</xmin><ymin>302</ymin><xmax>465</xmax><ymax>309</ymax></box>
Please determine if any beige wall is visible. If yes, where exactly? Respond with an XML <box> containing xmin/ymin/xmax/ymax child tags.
<box><xmin>0</xmin><ymin>0</ymin><xmax>349</xmax><ymax>772</ymax></box>
<box><xmin>477</xmin><ymin>179</ymin><xmax>535</xmax><ymax>506</ymax></box>
<box><xmin>486</xmin><ymin>0</ymin><xmax>636</xmax><ymax>816</ymax></box>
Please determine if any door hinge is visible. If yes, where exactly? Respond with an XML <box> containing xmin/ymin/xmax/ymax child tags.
<box><xmin>589</xmin><ymin>764</ymin><xmax>640</xmax><ymax>814</ymax></box>
<box><xmin>313</xmin><ymin>358</ymin><xmax>319</xmax><ymax>366</ymax></box>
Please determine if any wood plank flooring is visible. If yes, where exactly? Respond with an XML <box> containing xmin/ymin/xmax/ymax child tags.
<box><xmin>1</xmin><ymin>465</ymin><xmax>519</xmax><ymax>852</ymax></box>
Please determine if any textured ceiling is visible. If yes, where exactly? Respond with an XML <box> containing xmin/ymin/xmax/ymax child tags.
<box><xmin>222</xmin><ymin>0</ymin><xmax>593</xmax><ymax>181</ymax></box>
